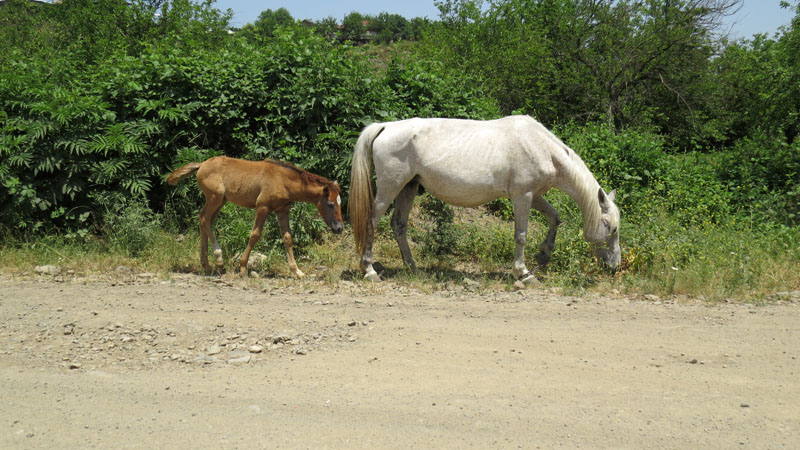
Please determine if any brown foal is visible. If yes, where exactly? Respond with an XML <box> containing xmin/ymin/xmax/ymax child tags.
<box><xmin>167</xmin><ymin>156</ymin><xmax>343</xmax><ymax>276</ymax></box>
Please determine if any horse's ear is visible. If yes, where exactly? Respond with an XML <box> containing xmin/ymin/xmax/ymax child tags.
<box><xmin>323</xmin><ymin>186</ymin><xmax>329</xmax><ymax>196</ymax></box>
<box><xmin>608</xmin><ymin>189</ymin><xmax>616</xmax><ymax>202</ymax></box>
<box><xmin>598</xmin><ymin>188</ymin><xmax>610</xmax><ymax>212</ymax></box>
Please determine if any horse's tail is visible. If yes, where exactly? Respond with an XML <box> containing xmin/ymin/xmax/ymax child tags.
<box><xmin>350</xmin><ymin>123</ymin><xmax>385</xmax><ymax>256</ymax></box>
<box><xmin>166</xmin><ymin>162</ymin><xmax>202</xmax><ymax>186</ymax></box>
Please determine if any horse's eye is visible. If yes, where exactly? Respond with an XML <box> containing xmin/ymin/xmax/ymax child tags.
<box><xmin>327</xmin><ymin>201</ymin><xmax>335</xmax><ymax>208</ymax></box>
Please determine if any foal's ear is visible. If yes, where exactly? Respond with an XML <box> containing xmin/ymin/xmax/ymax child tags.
<box><xmin>322</xmin><ymin>186</ymin><xmax>330</xmax><ymax>196</ymax></box>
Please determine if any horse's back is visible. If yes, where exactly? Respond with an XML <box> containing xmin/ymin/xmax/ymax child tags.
<box><xmin>372</xmin><ymin>116</ymin><xmax>560</xmax><ymax>206</ymax></box>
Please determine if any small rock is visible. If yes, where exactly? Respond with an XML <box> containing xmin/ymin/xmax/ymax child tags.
<box><xmin>513</xmin><ymin>280</ymin><xmax>527</xmax><ymax>290</ymax></box>
<box><xmin>689</xmin><ymin>358</ymin><xmax>698</xmax><ymax>364</ymax></box>
<box><xmin>740</xmin><ymin>402</ymin><xmax>750</xmax><ymax>408</ymax></box>
<box><xmin>34</xmin><ymin>265</ymin><xmax>61</xmax><ymax>275</ymax></box>
<box><xmin>272</xmin><ymin>333</ymin><xmax>291</xmax><ymax>344</ymax></box>
<box><xmin>463</xmin><ymin>278</ymin><xmax>479</xmax><ymax>288</ymax></box>
<box><xmin>248</xmin><ymin>345</ymin><xmax>263</xmax><ymax>353</ymax></box>
<box><xmin>228</xmin><ymin>352</ymin><xmax>251</xmax><ymax>365</ymax></box>
<box><xmin>68</xmin><ymin>362</ymin><xmax>82</xmax><ymax>370</ymax></box>
<box><xmin>206</xmin><ymin>344</ymin><xmax>222</xmax><ymax>355</ymax></box>
<box><xmin>294</xmin><ymin>348</ymin><xmax>308</xmax><ymax>355</ymax></box>
<box><xmin>347</xmin><ymin>320</ymin><xmax>357</xmax><ymax>327</ymax></box>
<box><xmin>192</xmin><ymin>355</ymin><xmax>218</xmax><ymax>365</ymax></box>
<box><xmin>644</xmin><ymin>294</ymin><xmax>660</xmax><ymax>302</ymax></box>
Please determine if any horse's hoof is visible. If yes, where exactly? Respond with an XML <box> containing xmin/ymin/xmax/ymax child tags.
<box><xmin>294</xmin><ymin>270</ymin><xmax>305</xmax><ymax>278</ymax></box>
<box><xmin>520</xmin><ymin>273</ymin><xmax>538</xmax><ymax>285</ymax></box>
<box><xmin>535</xmin><ymin>252</ymin><xmax>550</xmax><ymax>267</ymax></box>
<box><xmin>364</xmin><ymin>271</ymin><xmax>381</xmax><ymax>282</ymax></box>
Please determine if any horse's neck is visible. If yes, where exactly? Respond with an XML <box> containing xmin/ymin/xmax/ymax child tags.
<box><xmin>554</xmin><ymin>155</ymin><xmax>602</xmax><ymax>232</ymax></box>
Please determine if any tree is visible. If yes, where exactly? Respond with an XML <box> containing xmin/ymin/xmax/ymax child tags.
<box><xmin>341</xmin><ymin>11</ymin><xmax>366</xmax><ymax>42</ymax></box>
<box><xmin>424</xmin><ymin>0</ymin><xmax>741</xmax><ymax>145</ymax></box>
<box><xmin>374</xmin><ymin>12</ymin><xmax>412</xmax><ymax>43</ymax></box>
<box><xmin>240</xmin><ymin>7</ymin><xmax>294</xmax><ymax>42</ymax></box>
<box><xmin>314</xmin><ymin>16</ymin><xmax>340</xmax><ymax>40</ymax></box>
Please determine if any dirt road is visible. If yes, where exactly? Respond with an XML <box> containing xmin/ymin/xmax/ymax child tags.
<box><xmin>1</xmin><ymin>272</ymin><xmax>799</xmax><ymax>449</ymax></box>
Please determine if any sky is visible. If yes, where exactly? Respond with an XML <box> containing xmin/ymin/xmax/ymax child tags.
<box><xmin>214</xmin><ymin>0</ymin><xmax>794</xmax><ymax>39</ymax></box>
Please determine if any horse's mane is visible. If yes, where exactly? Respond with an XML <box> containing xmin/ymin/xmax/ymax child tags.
<box><xmin>264</xmin><ymin>158</ymin><xmax>339</xmax><ymax>191</ymax></box>
<box><xmin>552</xmin><ymin>139</ymin><xmax>602</xmax><ymax>231</ymax></box>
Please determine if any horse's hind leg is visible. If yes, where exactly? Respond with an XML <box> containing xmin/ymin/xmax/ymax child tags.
<box><xmin>239</xmin><ymin>206</ymin><xmax>270</xmax><ymax>276</ymax></box>
<box><xmin>361</xmin><ymin>178</ymin><xmax>409</xmax><ymax>281</ymax></box>
<box><xmin>532</xmin><ymin>196</ymin><xmax>561</xmax><ymax>267</ymax></box>
<box><xmin>391</xmin><ymin>179</ymin><xmax>419</xmax><ymax>271</ymax></box>
<box><xmin>512</xmin><ymin>193</ymin><xmax>536</xmax><ymax>283</ymax></box>
<box><xmin>276</xmin><ymin>208</ymin><xmax>304</xmax><ymax>278</ymax></box>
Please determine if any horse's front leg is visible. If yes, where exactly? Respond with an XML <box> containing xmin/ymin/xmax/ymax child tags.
<box><xmin>391</xmin><ymin>179</ymin><xmax>419</xmax><ymax>271</ymax></box>
<box><xmin>532</xmin><ymin>196</ymin><xmax>561</xmax><ymax>267</ymax></box>
<box><xmin>512</xmin><ymin>193</ymin><xmax>536</xmax><ymax>284</ymax></box>
<box><xmin>276</xmin><ymin>208</ymin><xmax>304</xmax><ymax>278</ymax></box>
<box><xmin>240</xmin><ymin>206</ymin><xmax>270</xmax><ymax>276</ymax></box>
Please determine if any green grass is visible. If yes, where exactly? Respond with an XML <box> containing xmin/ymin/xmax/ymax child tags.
<box><xmin>1</xmin><ymin>200</ymin><xmax>798</xmax><ymax>302</ymax></box>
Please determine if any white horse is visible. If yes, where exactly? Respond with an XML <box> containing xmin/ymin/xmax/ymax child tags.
<box><xmin>349</xmin><ymin>115</ymin><xmax>620</xmax><ymax>282</ymax></box>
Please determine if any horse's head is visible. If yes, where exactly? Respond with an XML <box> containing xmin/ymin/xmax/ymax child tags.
<box><xmin>316</xmin><ymin>182</ymin><xmax>344</xmax><ymax>234</ymax></box>
<box><xmin>585</xmin><ymin>188</ymin><xmax>621</xmax><ymax>271</ymax></box>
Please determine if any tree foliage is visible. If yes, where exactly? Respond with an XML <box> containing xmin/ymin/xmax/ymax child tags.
<box><xmin>0</xmin><ymin>0</ymin><xmax>497</xmax><ymax>235</ymax></box>
<box><xmin>1</xmin><ymin>0</ymin><xmax>798</xmax><ymax>240</ymax></box>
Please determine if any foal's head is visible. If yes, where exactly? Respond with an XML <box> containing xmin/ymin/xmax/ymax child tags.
<box><xmin>315</xmin><ymin>181</ymin><xmax>344</xmax><ymax>235</ymax></box>
<box><xmin>585</xmin><ymin>188</ymin><xmax>621</xmax><ymax>271</ymax></box>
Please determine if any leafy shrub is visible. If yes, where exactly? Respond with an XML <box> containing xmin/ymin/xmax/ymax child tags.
<box><xmin>101</xmin><ymin>195</ymin><xmax>163</xmax><ymax>257</ymax></box>
<box><xmin>413</xmin><ymin>194</ymin><xmax>460</xmax><ymax>258</ymax></box>
<box><xmin>715</xmin><ymin>134</ymin><xmax>800</xmax><ymax>225</ymax></box>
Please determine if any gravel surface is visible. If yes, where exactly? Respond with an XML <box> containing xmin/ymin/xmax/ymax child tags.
<box><xmin>1</xmin><ymin>272</ymin><xmax>799</xmax><ymax>449</ymax></box>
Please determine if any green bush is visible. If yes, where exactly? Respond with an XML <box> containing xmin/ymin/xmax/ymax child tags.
<box><xmin>101</xmin><ymin>195</ymin><xmax>163</xmax><ymax>257</ymax></box>
<box><xmin>715</xmin><ymin>134</ymin><xmax>800</xmax><ymax>225</ymax></box>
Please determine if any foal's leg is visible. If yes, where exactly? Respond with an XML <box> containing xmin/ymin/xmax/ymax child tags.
<box><xmin>198</xmin><ymin>194</ymin><xmax>225</xmax><ymax>273</ymax></box>
<box><xmin>239</xmin><ymin>206</ymin><xmax>270</xmax><ymax>276</ymax></box>
<box><xmin>207</xmin><ymin>201</ymin><xmax>226</xmax><ymax>270</ymax></box>
<box><xmin>512</xmin><ymin>193</ymin><xmax>536</xmax><ymax>283</ymax></box>
<box><xmin>391</xmin><ymin>179</ymin><xmax>419</xmax><ymax>271</ymax></box>
<box><xmin>532</xmin><ymin>196</ymin><xmax>561</xmax><ymax>267</ymax></box>
<box><xmin>276</xmin><ymin>207</ymin><xmax>304</xmax><ymax>278</ymax></box>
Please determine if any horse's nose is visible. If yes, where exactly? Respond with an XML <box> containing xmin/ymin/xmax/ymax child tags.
<box><xmin>332</xmin><ymin>222</ymin><xmax>344</xmax><ymax>234</ymax></box>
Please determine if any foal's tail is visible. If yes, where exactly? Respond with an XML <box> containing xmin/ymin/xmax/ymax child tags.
<box><xmin>166</xmin><ymin>162</ymin><xmax>202</xmax><ymax>186</ymax></box>
<box><xmin>350</xmin><ymin>123</ymin><xmax>385</xmax><ymax>256</ymax></box>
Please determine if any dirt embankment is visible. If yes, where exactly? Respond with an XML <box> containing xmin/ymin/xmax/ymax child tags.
<box><xmin>1</xmin><ymin>272</ymin><xmax>799</xmax><ymax>449</ymax></box>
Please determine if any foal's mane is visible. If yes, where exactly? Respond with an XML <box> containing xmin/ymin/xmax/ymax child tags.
<box><xmin>265</xmin><ymin>159</ymin><xmax>339</xmax><ymax>191</ymax></box>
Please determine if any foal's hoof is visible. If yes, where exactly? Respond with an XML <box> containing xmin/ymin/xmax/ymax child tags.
<box><xmin>364</xmin><ymin>270</ymin><xmax>381</xmax><ymax>282</ymax></box>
